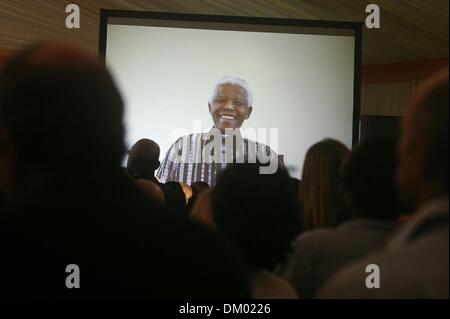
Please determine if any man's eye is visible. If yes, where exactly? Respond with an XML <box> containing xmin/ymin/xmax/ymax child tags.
<box><xmin>234</xmin><ymin>101</ymin><xmax>244</xmax><ymax>107</ymax></box>
<box><xmin>215</xmin><ymin>98</ymin><xmax>226</xmax><ymax>104</ymax></box>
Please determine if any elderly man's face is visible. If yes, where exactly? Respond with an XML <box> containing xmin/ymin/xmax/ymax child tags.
<box><xmin>209</xmin><ymin>83</ymin><xmax>252</xmax><ymax>133</ymax></box>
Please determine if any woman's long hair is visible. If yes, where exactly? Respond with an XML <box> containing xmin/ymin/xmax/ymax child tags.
<box><xmin>300</xmin><ymin>139</ymin><xmax>350</xmax><ymax>232</ymax></box>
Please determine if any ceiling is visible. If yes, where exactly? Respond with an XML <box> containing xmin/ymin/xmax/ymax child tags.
<box><xmin>0</xmin><ymin>0</ymin><xmax>448</xmax><ymax>65</ymax></box>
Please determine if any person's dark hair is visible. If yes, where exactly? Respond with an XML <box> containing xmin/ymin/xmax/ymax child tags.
<box><xmin>213</xmin><ymin>163</ymin><xmax>300</xmax><ymax>271</ymax></box>
<box><xmin>126</xmin><ymin>139</ymin><xmax>160</xmax><ymax>178</ymax></box>
<box><xmin>300</xmin><ymin>139</ymin><xmax>350</xmax><ymax>232</ymax></box>
<box><xmin>0</xmin><ymin>44</ymin><xmax>124</xmax><ymax>179</ymax></box>
<box><xmin>341</xmin><ymin>138</ymin><xmax>406</xmax><ymax>219</ymax></box>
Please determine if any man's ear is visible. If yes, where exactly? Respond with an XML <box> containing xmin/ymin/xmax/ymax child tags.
<box><xmin>245</xmin><ymin>106</ymin><xmax>253</xmax><ymax>119</ymax></box>
<box><xmin>208</xmin><ymin>103</ymin><xmax>212</xmax><ymax>114</ymax></box>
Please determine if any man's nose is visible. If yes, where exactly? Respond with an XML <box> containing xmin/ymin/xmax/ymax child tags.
<box><xmin>223</xmin><ymin>101</ymin><xmax>235</xmax><ymax>110</ymax></box>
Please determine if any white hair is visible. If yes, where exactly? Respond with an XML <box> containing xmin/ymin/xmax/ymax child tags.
<box><xmin>208</xmin><ymin>76</ymin><xmax>253</xmax><ymax>106</ymax></box>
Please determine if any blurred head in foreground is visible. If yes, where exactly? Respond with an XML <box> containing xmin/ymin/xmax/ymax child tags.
<box><xmin>341</xmin><ymin>137</ymin><xmax>407</xmax><ymax>220</ymax></box>
<box><xmin>213</xmin><ymin>163</ymin><xmax>300</xmax><ymax>271</ymax></box>
<box><xmin>396</xmin><ymin>68</ymin><xmax>449</xmax><ymax>210</ymax></box>
<box><xmin>0</xmin><ymin>43</ymin><xmax>124</xmax><ymax>201</ymax></box>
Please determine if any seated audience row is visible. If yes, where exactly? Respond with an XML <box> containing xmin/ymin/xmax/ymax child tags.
<box><xmin>319</xmin><ymin>68</ymin><xmax>448</xmax><ymax>298</ymax></box>
<box><xmin>0</xmin><ymin>43</ymin><xmax>447</xmax><ymax>299</ymax></box>
<box><xmin>279</xmin><ymin>138</ymin><xmax>405</xmax><ymax>298</ymax></box>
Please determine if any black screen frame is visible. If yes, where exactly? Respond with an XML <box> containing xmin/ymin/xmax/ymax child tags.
<box><xmin>98</xmin><ymin>9</ymin><xmax>362</xmax><ymax>146</ymax></box>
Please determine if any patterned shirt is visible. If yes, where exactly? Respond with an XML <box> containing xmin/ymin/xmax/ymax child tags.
<box><xmin>157</xmin><ymin>128</ymin><xmax>281</xmax><ymax>186</ymax></box>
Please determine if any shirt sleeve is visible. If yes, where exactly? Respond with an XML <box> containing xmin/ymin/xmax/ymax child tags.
<box><xmin>156</xmin><ymin>137</ymin><xmax>183</xmax><ymax>183</ymax></box>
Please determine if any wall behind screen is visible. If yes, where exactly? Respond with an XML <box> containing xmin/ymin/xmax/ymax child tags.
<box><xmin>106</xmin><ymin>24</ymin><xmax>355</xmax><ymax>177</ymax></box>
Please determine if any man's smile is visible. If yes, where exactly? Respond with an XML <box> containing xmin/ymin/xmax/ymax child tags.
<box><xmin>219</xmin><ymin>114</ymin><xmax>237</xmax><ymax>120</ymax></box>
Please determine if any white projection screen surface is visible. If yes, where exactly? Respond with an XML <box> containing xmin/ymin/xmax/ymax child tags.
<box><xmin>101</xmin><ymin>13</ymin><xmax>361</xmax><ymax>179</ymax></box>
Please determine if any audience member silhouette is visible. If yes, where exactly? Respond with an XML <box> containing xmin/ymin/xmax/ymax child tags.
<box><xmin>213</xmin><ymin>163</ymin><xmax>300</xmax><ymax>298</ymax></box>
<box><xmin>165</xmin><ymin>181</ymin><xmax>188</xmax><ymax>216</ymax></box>
<box><xmin>127</xmin><ymin>138</ymin><xmax>161</xmax><ymax>180</ymax></box>
<box><xmin>319</xmin><ymin>69</ymin><xmax>449</xmax><ymax>298</ymax></box>
<box><xmin>300</xmin><ymin>139</ymin><xmax>350</xmax><ymax>232</ymax></box>
<box><xmin>280</xmin><ymin>138</ymin><xmax>404</xmax><ymax>298</ymax></box>
<box><xmin>0</xmin><ymin>43</ymin><xmax>249</xmax><ymax>298</ymax></box>
<box><xmin>126</xmin><ymin>138</ymin><xmax>188</xmax><ymax>216</ymax></box>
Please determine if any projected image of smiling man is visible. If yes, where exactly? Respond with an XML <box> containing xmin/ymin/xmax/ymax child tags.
<box><xmin>157</xmin><ymin>76</ymin><xmax>280</xmax><ymax>186</ymax></box>
<box><xmin>209</xmin><ymin>78</ymin><xmax>252</xmax><ymax>134</ymax></box>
